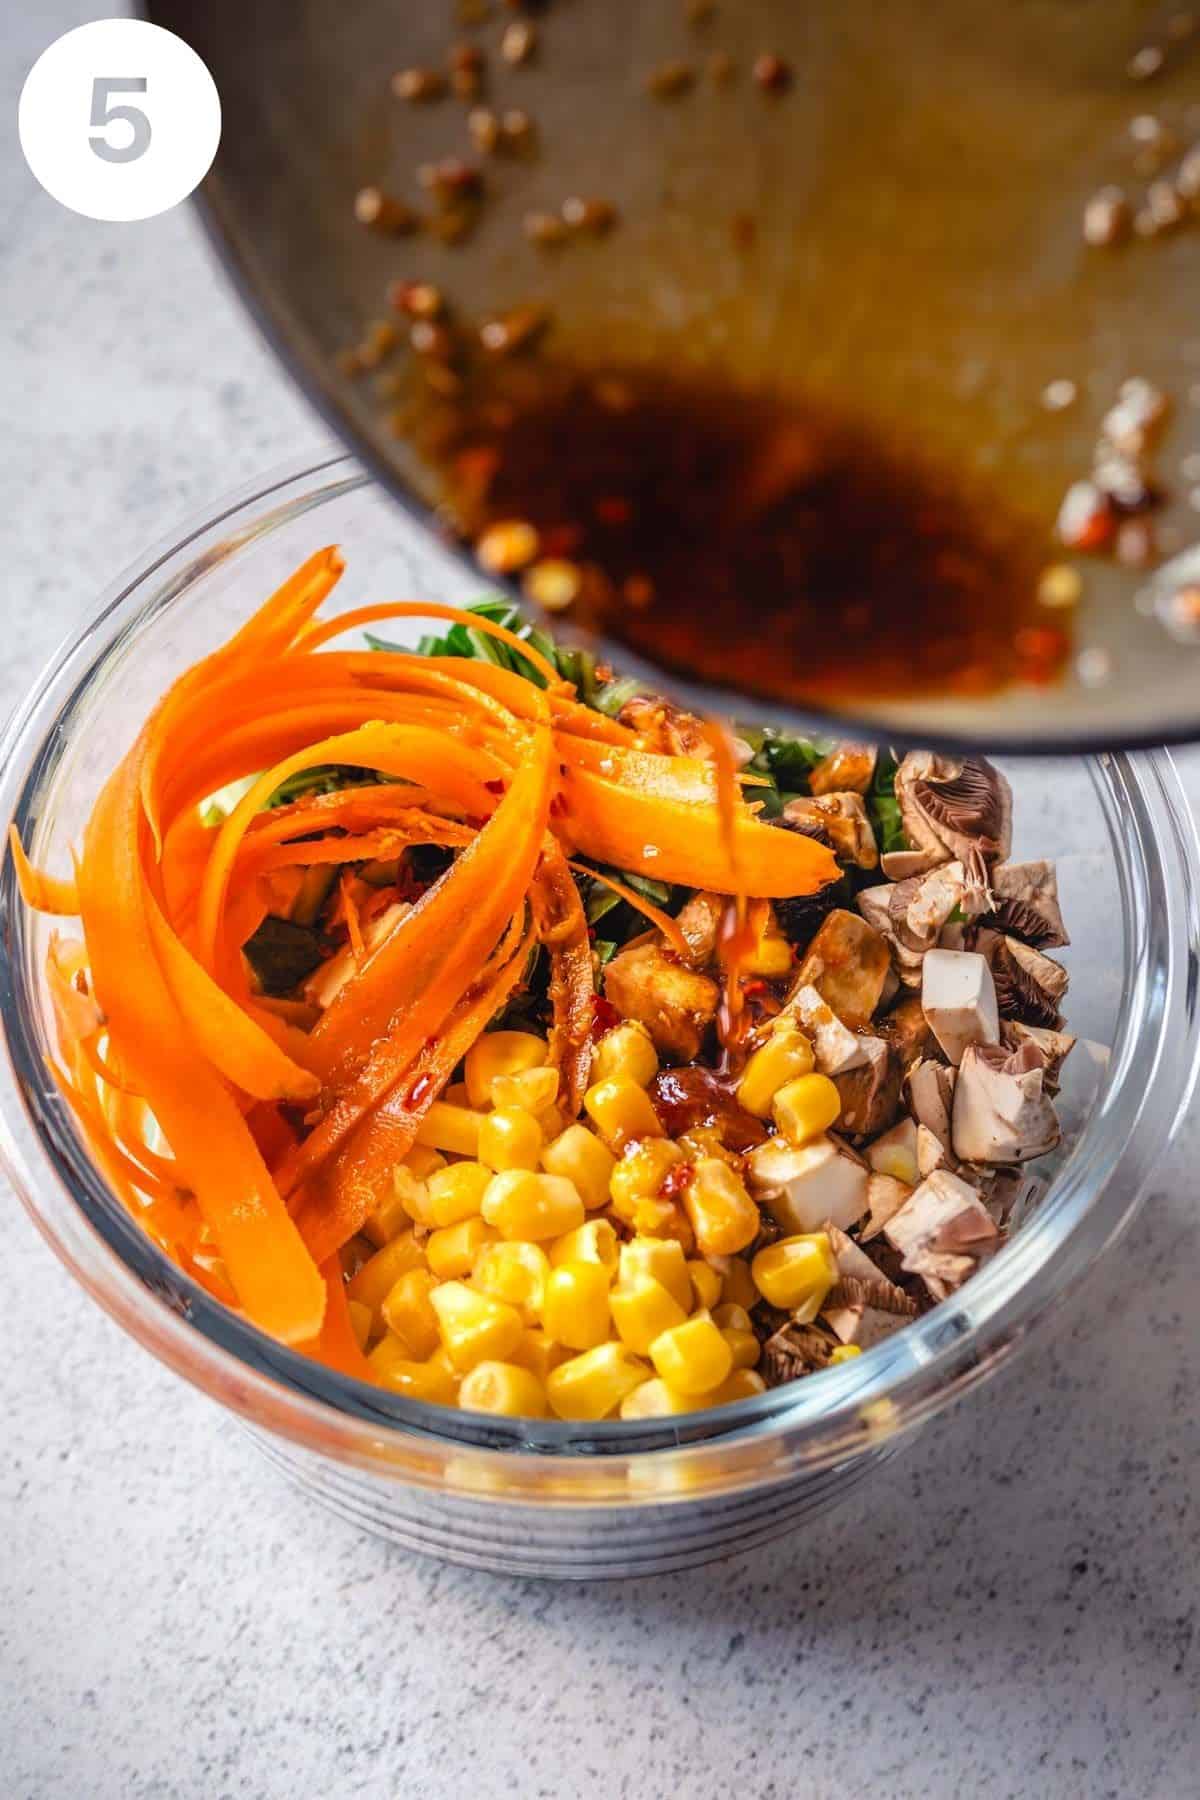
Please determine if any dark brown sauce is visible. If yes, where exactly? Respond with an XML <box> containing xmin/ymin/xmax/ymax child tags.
<box><xmin>650</xmin><ymin>1064</ymin><xmax>767</xmax><ymax>1152</ymax></box>
<box><xmin>416</xmin><ymin>360</ymin><xmax>1068</xmax><ymax>702</ymax></box>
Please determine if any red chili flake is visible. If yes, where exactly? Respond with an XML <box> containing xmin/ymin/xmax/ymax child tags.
<box><xmin>590</xmin><ymin>995</ymin><xmax>621</xmax><ymax>1039</ymax></box>
<box><xmin>743</xmin><ymin>978</ymin><xmax>768</xmax><ymax>996</ymax></box>
<box><xmin>406</xmin><ymin>1072</ymin><xmax>437</xmax><ymax>1109</ymax></box>
<box><xmin>659</xmin><ymin>1161</ymin><xmax>694</xmax><ymax>1200</ymax></box>
<box><xmin>1056</xmin><ymin>480</ymin><xmax>1116</xmax><ymax>553</ymax></box>
<box><xmin>1013</xmin><ymin>623</ymin><xmax>1069</xmax><ymax>683</ymax></box>
<box><xmin>595</xmin><ymin>495</ymin><xmax>632</xmax><ymax>525</ymax></box>
<box><xmin>549</xmin><ymin>791</ymin><xmax>568</xmax><ymax>817</ymax></box>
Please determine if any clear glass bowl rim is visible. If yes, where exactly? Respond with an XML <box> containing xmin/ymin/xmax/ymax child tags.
<box><xmin>1</xmin><ymin>452</ymin><xmax>1197</xmax><ymax>1508</ymax></box>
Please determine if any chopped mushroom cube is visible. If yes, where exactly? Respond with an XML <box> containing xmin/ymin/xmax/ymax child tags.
<box><xmin>820</xmin><ymin>1224</ymin><xmax>918</xmax><ymax>1345</ymax></box>
<box><xmin>893</xmin><ymin>751</ymin><xmax>1012</xmax><ymax>899</ymax></box>
<box><xmin>980</xmin><ymin>1167</ymin><xmax>1044</xmax><ymax>1229</ymax></box>
<box><xmin>672</xmin><ymin>890</ymin><xmax>725</xmax><ymax>968</ymax></box>
<box><xmin>861</xmin><ymin>1171</ymin><xmax>915</xmax><ymax>1239</ymax></box>
<box><xmin>982</xmin><ymin>860</ymin><xmax>1069</xmax><ymax>949</ymax></box>
<box><xmin>858</xmin><ymin>861</ymin><xmax>967</xmax><ymax>988</ymax></box>
<box><xmin>878</xmin><ymin>992</ymin><xmax>936</xmax><ymax>1067</ymax></box>
<box><xmin>921</xmin><ymin>948</ymin><xmax>1000</xmax><ymax>1065</ymax></box>
<box><xmin>906</xmin><ymin>1058</ymin><xmax>957</xmax><ymax>1149</ymax></box>
<box><xmin>977</xmin><ymin>931</ymin><xmax>1069</xmax><ymax>1029</ymax></box>
<box><xmin>783</xmin><ymin>984</ymin><xmax>872</xmax><ymax>1075</ymax></box>
<box><xmin>604</xmin><ymin>941</ymin><xmax>718</xmax><ymax>1061</ymax></box>
<box><xmin>951</xmin><ymin>1039</ymin><xmax>1060</xmax><ymax>1164</ymax></box>
<box><xmin>833</xmin><ymin>1037</ymin><xmax>901</xmax><ymax>1136</ymax></box>
<box><xmin>783</xmin><ymin>793</ymin><xmax>878</xmax><ymax>869</ymax></box>
<box><xmin>808</xmin><ymin>743</ymin><xmax>877</xmax><ymax>796</ymax></box>
<box><xmin>794</xmin><ymin>909</ymin><xmax>892</xmax><ymax>1030</ymax></box>
<box><xmin>746</xmin><ymin>1134</ymin><xmax>869</xmax><ymax>1234</ymax></box>
<box><xmin>1000</xmin><ymin>1019</ymin><xmax>1077</xmax><ymax>1091</ymax></box>
<box><xmin>916</xmin><ymin>1122</ymin><xmax>952</xmax><ymax>1177</ymax></box>
<box><xmin>866</xmin><ymin>1117</ymin><xmax>920</xmax><ymax>1185</ymax></box>
<box><xmin>883</xmin><ymin>1168</ymin><xmax>999</xmax><ymax>1300</ymax></box>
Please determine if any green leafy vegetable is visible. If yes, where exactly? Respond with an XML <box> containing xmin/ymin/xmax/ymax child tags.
<box><xmin>367</xmin><ymin>600</ymin><xmax>652</xmax><ymax>717</ymax></box>
<box><xmin>867</xmin><ymin>751</ymin><xmax>908</xmax><ymax>857</ymax></box>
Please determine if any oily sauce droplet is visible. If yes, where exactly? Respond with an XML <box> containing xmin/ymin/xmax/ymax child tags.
<box><xmin>418</xmin><ymin>361</ymin><xmax>1065</xmax><ymax>702</ymax></box>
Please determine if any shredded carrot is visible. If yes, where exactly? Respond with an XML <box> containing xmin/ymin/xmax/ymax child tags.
<box><xmin>8</xmin><ymin>824</ymin><xmax>79</xmax><ymax>914</ymax></box>
<box><xmin>340</xmin><ymin>873</ymin><xmax>366</xmax><ymax>964</ymax></box>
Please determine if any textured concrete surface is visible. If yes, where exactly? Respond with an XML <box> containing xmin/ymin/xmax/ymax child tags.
<box><xmin>4</xmin><ymin>6</ymin><xmax>1200</xmax><ymax>1798</ymax></box>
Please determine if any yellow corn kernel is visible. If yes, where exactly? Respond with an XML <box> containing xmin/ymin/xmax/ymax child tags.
<box><xmin>429</xmin><ymin>1280</ymin><xmax>525</xmax><ymax>1371</ymax></box>
<box><xmin>592</xmin><ymin>1020</ymin><xmax>659</xmax><ymax>1087</ymax></box>
<box><xmin>649</xmin><ymin>1311</ymin><xmax>734</xmax><ymax>1395</ymax></box>
<box><xmin>721</xmin><ymin>1327</ymin><xmax>761</xmax><ymax>1370</ymax></box>
<box><xmin>426</xmin><ymin>1160</ymin><xmax>492</xmax><ymax>1227</ymax></box>
<box><xmin>482</xmin><ymin>1169</ymin><xmax>585</xmax><ymax>1241</ymax></box>
<box><xmin>362</xmin><ymin>1175</ymin><xmax>416</xmax><ymax>1249</ymax></box>
<box><xmin>479</xmin><ymin>1104</ymin><xmax>544</xmax><ymax>1172</ymax></box>
<box><xmin>390</xmin><ymin>1165</ymin><xmax>435</xmax><ymax>1229</ymax></box>
<box><xmin>541</xmin><ymin>1260</ymin><xmax>612</xmax><ymax>1350</ymax></box>
<box><xmin>609</xmin><ymin>1137</ymin><xmax>684</xmax><ymax>1210</ymax></box>
<box><xmin>472</xmin><ymin>1239</ymin><xmax>550</xmax><ymax>1318</ymax></box>
<box><xmin>415</xmin><ymin>1100</ymin><xmax>484</xmax><ymax>1157</ymax></box>
<box><xmin>608</xmin><ymin>1191</ymin><xmax>688</xmax><ymax>1240</ymax></box>
<box><xmin>427</xmin><ymin>1344</ymin><xmax>463</xmax><ymax>1392</ymax></box>
<box><xmin>465</xmin><ymin>1029</ymin><xmax>546</xmax><ymax>1108</ymax></box>
<box><xmin>347</xmin><ymin>1299</ymin><xmax>373</xmax><ymax>1353</ymax></box>
<box><xmin>510</xmin><ymin>1328</ymin><xmax>569</xmax><ymax>1382</ymax></box>
<box><xmin>713</xmin><ymin>1301</ymin><xmax>752</xmax><ymax>1332</ymax></box>
<box><xmin>688</xmin><ymin>1259</ymin><xmax>723</xmax><ymax>1311</ymax></box>
<box><xmin>736</xmin><ymin>1025</ymin><xmax>815</xmax><ymax>1118</ymax></box>
<box><xmin>404</xmin><ymin>1143</ymin><xmax>447</xmax><ymax>1181</ymax></box>
<box><xmin>773</xmin><ymin>1072</ymin><xmax>842</xmax><ymax>1146</ymax></box>
<box><xmin>443</xmin><ymin>1080</ymin><xmax>471</xmax><ymax>1110</ymax></box>
<box><xmin>609</xmin><ymin>1273</ymin><xmax>688</xmax><ymax>1355</ymax></box>
<box><xmin>426</xmin><ymin>1216</ymin><xmax>497</xmax><ymax>1281</ymax></box>
<box><xmin>707</xmin><ymin>1368</ymin><xmax>767</xmax><ymax>1404</ymax></box>
<box><xmin>584</xmin><ymin>1076</ymin><xmax>664</xmax><ymax>1152</ymax></box>
<box><xmin>744</xmin><ymin>929</ymin><xmax>793</xmax><ymax>978</ymax></box>
<box><xmin>751</xmin><ymin>1232</ymin><xmax>838</xmax><ymax>1319</ymax></box>
<box><xmin>536</xmin><ymin>1103</ymin><xmax>567</xmax><ymax>1140</ymax></box>
<box><xmin>381</xmin><ymin>1267</ymin><xmax>440</xmax><ymax>1358</ymax></box>
<box><xmin>346</xmin><ymin>1231</ymin><xmax>426</xmax><ymax>1314</ymax></box>
<box><xmin>546</xmin><ymin>1342</ymin><xmax>651</xmax><ymax>1420</ymax></box>
<box><xmin>618</xmin><ymin>1236</ymin><xmax>692</xmax><ymax>1312</ymax></box>
<box><xmin>540</xmin><ymin>1122</ymin><xmax>616</xmax><ymax>1211</ymax></box>
<box><xmin>549</xmin><ymin>1218</ymin><xmax>619</xmax><ymax>1275</ymax></box>
<box><xmin>682</xmin><ymin>1158</ymin><xmax>759</xmax><ymax>1258</ymax></box>
<box><xmin>618</xmin><ymin>1376</ymin><xmax>697</xmax><ymax>1419</ymax></box>
<box><xmin>458</xmin><ymin>1360</ymin><xmax>548</xmax><ymax>1418</ymax></box>
<box><xmin>679</xmin><ymin>1125</ymin><xmax>740</xmax><ymax>1169</ymax></box>
<box><xmin>830</xmin><ymin>1343</ymin><xmax>863</xmax><ymax>1365</ymax></box>
<box><xmin>720</xmin><ymin>1256</ymin><xmax>758</xmax><ymax>1311</ymax></box>
<box><xmin>367</xmin><ymin>1335</ymin><xmax>459</xmax><ymax>1404</ymax></box>
<box><xmin>491</xmin><ymin>1065</ymin><xmax>560</xmax><ymax>1113</ymax></box>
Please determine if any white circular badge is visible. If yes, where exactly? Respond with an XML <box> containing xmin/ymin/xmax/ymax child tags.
<box><xmin>18</xmin><ymin>19</ymin><xmax>221</xmax><ymax>223</ymax></box>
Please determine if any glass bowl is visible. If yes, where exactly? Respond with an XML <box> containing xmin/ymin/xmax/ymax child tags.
<box><xmin>2</xmin><ymin>455</ymin><xmax>1197</xmax><ymax>1579</ymax></box>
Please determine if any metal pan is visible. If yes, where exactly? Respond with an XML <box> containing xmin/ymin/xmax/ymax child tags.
<box><xmin>147</xmin><ymin>0</ymin><xmax>1200</xmax><ymax>750</ymax></box>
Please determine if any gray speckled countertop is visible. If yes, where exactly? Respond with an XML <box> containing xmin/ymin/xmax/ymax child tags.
<box><xmin>4</xmin><ymin>7</ymin><xmax>1200</xmax><ymax>1797</ymax></box>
